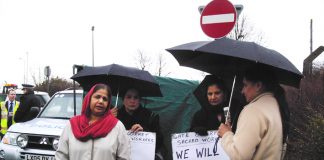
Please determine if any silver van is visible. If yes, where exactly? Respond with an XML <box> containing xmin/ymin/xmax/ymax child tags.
<box><xmin>0</xmin><ymin>89</ymin><xmax>50</xmax><ymax>108</ymax></box>
<box><xmin>0</xmin><ymin>89</ymin><xmax>83</xmax><ymax>160</ymax></box>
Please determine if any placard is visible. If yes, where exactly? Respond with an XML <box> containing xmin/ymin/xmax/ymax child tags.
<box><xmin>127</xmin><ymin>131</ymin><xmax>156</xmax><ymax>160</ymax></box>
<box><xmin>171</xmin><ymin>130</ymin><xmax>229</xmax><ymax>160</ymax></box>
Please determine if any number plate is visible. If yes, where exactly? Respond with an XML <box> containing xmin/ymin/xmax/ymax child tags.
<box><xmin>25</xmin><ymin>154</ymin><xmax>55</xmax><ymax>160</ymax></box>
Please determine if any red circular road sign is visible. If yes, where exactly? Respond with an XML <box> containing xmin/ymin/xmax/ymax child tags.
<box><xmin>200</xmin><ymin>0</ymin><xmax>237</xmax><ymax>39</ymax></box>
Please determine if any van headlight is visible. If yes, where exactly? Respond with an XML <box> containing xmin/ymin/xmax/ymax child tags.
<box><xmin>17</xmin><ymin>134</ymin><xmax>28</xmax><ymax>148</ymax></box>
<box><xmin>1</xmin><ymin>132</ymin><xmax>20</xmax><ymax>145</ymax></box>
<box><xmin>52</xmin><ymin>138</ymin><xmax>59</xmax><ymax>150</ymax></box>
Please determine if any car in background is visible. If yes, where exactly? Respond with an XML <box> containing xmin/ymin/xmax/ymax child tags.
<box><xmin>0</xmin><ymin>89</ymin><xmax>50</xmax><ymax>108</ymax></box>
<box><xmin>0</xmin><ymin>89</ymin><xmax>83</xmax><ymax>160</ymax></box>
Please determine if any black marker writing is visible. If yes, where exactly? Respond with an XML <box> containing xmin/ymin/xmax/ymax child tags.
<box><xmin>176</xmin><ymin>149</ymin><xmax>189</xmax><ymax>159</ymax></box>
<box><xmin>213</xmin><ymin>136</ymin><xmax>220</xmax><ymax>155</ymax></box>
<box><xmin>196</xmin><ymin>147</ymin><xmax>219</xmax><ymax>158</ymax></box>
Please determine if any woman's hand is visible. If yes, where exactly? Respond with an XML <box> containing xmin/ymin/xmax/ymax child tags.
<box><xmin>110</xmin><ymin>107</ymin><xmax>118</xmax><ymax>117</ymax></box>
<box><xmin>218</xmin><ymin>123</ymin><xmax>232</xmax><ymax>138</ymax></box>
<box><xmin>130</xmin><ymin>124</ymin><xmax>143</xmax><ymax>132</ymax></box>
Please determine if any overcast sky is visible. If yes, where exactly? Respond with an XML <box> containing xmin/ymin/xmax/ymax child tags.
<box><xmin>0</xmin><ymin>0</ymin><xmax>323</xmax><ymax>86</ymax></box>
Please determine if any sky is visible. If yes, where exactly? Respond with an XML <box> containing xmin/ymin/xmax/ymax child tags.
<box><xmin>0</xmin><ymin>0</ymin><xmax>323</xmax><ymax>86</ymax></box>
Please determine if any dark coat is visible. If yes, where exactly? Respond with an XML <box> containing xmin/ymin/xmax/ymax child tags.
<box><xmin>14</xmin><ymin>92</ymin><xmax>41</xmax><ymax>122</ymax></box>
<box><xmin>229</xmin><ymin>99</ymin><xmax>244</xmax><ymax>133</ymax></box>
<box><xmin>190</xmin><ymin>104</ymin><xmax>225</xmax><ymax>134</ymax></box>
<box><xmin>117</xmin><ymin>105</ymin><xmax>164</xmax><ymax>151</ymax></box>
<box><xmin>190</xmin><ymin>99</ymin><xmax>243</xmax><ymax>134</ymax></box>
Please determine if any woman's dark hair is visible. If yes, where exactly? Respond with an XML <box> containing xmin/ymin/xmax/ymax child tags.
<box><xmin>85</xmin><ymin>84</ymin><xmax>112</xmax><ymax>117</ymax></box>
<box><xmin>204</xmin><ymin>76</ymin><xmax>229</xmax><ymax>106</ymax></box>
<box><xmin>121</xmin><ymin>88</ymin><xmax>141</xmax><ymax>100</ymax></box>
<box><xmin>243</xmin><ymin>64</ymin><xmax>290</xmax><ymax>143</ymax></box>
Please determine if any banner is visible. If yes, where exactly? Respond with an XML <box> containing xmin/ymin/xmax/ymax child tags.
<box><xmin>171</xmin><ymin>130</ymin><xmax>229</xmax><ymax>160</ymax></box>
<box><xmin>127</xmin><ymin>131</ymin><xmax>156</xmax><ymax>160</ymax></box>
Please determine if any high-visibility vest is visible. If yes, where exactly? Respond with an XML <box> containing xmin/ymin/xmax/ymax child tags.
<box><xmin>0</xmin><ymin>101</ymin><xmax>20</xmax><ymax>134</ymax></box>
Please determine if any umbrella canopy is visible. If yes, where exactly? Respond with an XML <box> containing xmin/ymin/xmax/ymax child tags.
<box><xmin>166</xmin><ymin>37</ymin><xmax>303</xmax><ymax>88</ymax></box>
<box><xmin>71</xmin><ymin>64</ymin><xmax>162</xmax><ymax>97</ymax></box>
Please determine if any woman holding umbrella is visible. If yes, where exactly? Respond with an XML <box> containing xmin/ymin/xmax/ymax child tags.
<box><xmin>112</xmin><ymin>88</ymin><xmax>165</xmax><ymax>160</ymax></box>
<box><xmin>190</xmin><ymin>75</ymin><xmax>243</xmax><ymax>135</ymax></box>
<box><xmin>218</xmin><ymin>65</ymin><xmax>290</xmax><ymax>160</ymax></box>
<box><xmin>55</xmin><ymin>84</ymin><xmax>130</xmax><ymax>160</ymax></box>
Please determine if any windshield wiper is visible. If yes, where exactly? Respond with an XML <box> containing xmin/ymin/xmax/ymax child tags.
<box><xmin>39</xmin><ymin>116</ymin><xmax>71</xmax><ymax>119</ymax></box>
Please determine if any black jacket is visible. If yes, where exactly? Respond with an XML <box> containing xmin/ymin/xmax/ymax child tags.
<box><xmin>14</xmin><ymin>93</ymin><xmax>41</xmax><ymax>122</ymax></box>
<box><xmin>190</xmin><ymin>104</ymin><xmax>225</xmax><ymax>133</ymax></box>
<box><xmin>190</xmin><ymin>99</ymin><xmax>243</xmax><ymax>134</ymax></box>
<box><xmin>117</xmin><ymin>105</ymin><xmax>164</xmax><ymax>151</ymax></box>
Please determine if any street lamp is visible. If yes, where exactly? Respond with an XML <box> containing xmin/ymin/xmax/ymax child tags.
<box><xmin>91</xmin><ymin>26</ymin><xmax>95</xmax><ymax>66</ymax></box>
<box><xmin>18</xmin><ymin>57</ymin><xmax>26</xmax><ymax>83</ymax></box>
<box><xmin>26</xmin><ymin>52</ymin><xmax>29</xmax><ymax>84</ymax></box>
<box><xmin>44</xmin><ymin>66</ymin><xmax>51</xmax><ymax>93</ymax></box>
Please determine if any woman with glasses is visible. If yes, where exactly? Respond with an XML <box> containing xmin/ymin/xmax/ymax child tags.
<box><xmin>114</xmin><ymin>88</ymin><xmax>165</xmax><ymax>160</ymax></box>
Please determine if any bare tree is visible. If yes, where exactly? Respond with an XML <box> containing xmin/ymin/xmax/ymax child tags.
<box><xmin>133</xmin><ymin>50</ymin><xmax>173</xmax><ymax>77</ymax></box>
<box><xmin>35</xmin><ymin>76</ymin><xmax>74</xmax><ymax>96</ymax></box>
<box><xmin>134</xmin><ymin>49</ymin><xmax>151</xmax><ymax>70</ymax></box>
<box><xmin>227</xmin><ymin>14</ymin><xmax>264</xmax><ymax>44</ymax></box>
<box><xmin>155</xmin><ymin>53</ymin><xmax>171</xmax><ymax>76</ymax></box>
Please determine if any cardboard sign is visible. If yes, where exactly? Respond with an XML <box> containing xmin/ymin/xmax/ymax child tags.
<box><xmin>127</xmin><ymin>131</ymin><xmax>156</xmax><ymax>160</ymax></box>
<box><xmin>171</xmin><ymin>131</ymin><xmax>229</xmax><ymax>160</ymax></box>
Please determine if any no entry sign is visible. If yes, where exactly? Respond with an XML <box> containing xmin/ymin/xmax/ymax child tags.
<box><xmin>200</xmin><ymin>0</ymin><xmax>237</xmax><ymax>39</ymax></box>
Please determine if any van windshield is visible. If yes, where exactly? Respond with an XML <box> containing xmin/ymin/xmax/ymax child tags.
<box><xmin>40</xmin><ymin>92</ymin><xmax>82</xmax><ymax>119</ymax></box>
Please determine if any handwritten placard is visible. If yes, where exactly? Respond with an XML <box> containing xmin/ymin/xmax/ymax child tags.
<box><xmin>171</xmin><ymin>130</ymin><xmax>229</xmax><ymax>160</ymax></box>
<box><xmin>127</xmin><ymin>131</ymin><xmax>156</xmax><ymax>160</ymax></box>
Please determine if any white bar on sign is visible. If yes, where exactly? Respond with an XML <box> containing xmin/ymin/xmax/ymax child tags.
<box><xmin>202</xmin><ymin>13</ymin><xmax>235</xmax><ymax>24</ymax></box>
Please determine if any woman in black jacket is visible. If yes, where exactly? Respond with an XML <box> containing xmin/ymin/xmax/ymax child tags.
<box><xmin>115</xmin><ymin>88</ymin><xmax>165</xmax><ymax>160</ymax></box>
<box><xmin>190</xmin><ymin>75</ymin><xmax>243</xmax><ymax>135</ymax></box>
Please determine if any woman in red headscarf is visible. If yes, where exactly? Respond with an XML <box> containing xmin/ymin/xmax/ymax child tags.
<box><xmin>55</xmin><ymin>84</ymin><xmax>130</xmax><ymax>160</ymax></box>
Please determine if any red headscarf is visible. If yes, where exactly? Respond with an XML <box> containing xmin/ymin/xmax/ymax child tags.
<box><xmin>70</xmin><ymin>84</ymin><xmax>118</xmax><ymax>141</ymax></box>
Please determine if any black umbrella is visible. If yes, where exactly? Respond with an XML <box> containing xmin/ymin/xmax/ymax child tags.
<box><xmin>166</xmin><ymin>37</ymin><xmax>303</xmax><ymax>88</ymax></box>
<box><xmin>70</xmin><ymin>64</ymin><xmax>162</xmax><ymax>97</ymax></box>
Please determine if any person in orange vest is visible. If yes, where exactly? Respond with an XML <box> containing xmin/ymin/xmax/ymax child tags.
<box><xmin>0</xmin><ymin>88</ymin><xmax>20</xmax><ymax>138</ymax></box>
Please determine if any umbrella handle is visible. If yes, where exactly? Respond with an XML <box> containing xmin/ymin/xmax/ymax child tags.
<box><xmin>226</xmin><ymin>75</ymin><xmax>236</xmax><ymax>125</ymax></box>
<box><xmin>114</xmin><ymin>90</ymin><xmax>119</xmax><ymax>108</ymax></box>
